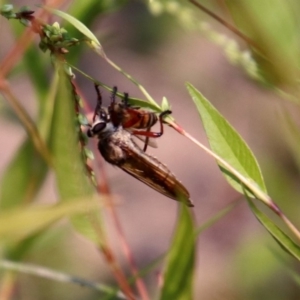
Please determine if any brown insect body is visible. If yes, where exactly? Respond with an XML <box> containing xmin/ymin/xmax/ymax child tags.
<box><xmin>109</xmin><ymin>97</ymin><xmax>158</xmax><ymax>131</ymax></box>
<box><xmin>98</xmin><ymin>124</ymin><xmax>192</xmax><ymax>206</ymax></box>
<box><xmin>108</xmin><ymin>86</ymin><xmax>171</xmax><ymax>151</ymax></box>
<box><xmin>87</xmin><ymin>89</ymin><xmax>193</xmax><ymax>207</ymax></box>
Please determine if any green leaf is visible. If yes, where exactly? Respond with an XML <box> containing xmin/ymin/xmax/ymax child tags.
<box><xmin>161</xmin><ymin>96</ymin><xmax>171</xmax><ymax>111</ymax></box>
<box><xmin>0</xmin><ymin>259</ymin><xmax>125</xmax><ymax>299</ymax></box>
<box><xmin>0</xmin><ymin>199</ymin><xmax>100</xmax><ymax>243</ymax></box>
<box><xmin>62</xmin><ymin>0</ymin><xmax>121</xmax><ymax>63</ymax></box>
<box><xmin>0</xmin><ymin>140</ymin><xmax>47</xmax><ymax>209</ymax></box>
<box><xmin>49</xmin><ymin>66</ymin><xmax>100</xmax><ymax>243</ymax></box>
<box><xmin>1</xmin><ymin>4</ymin><xmax>14</xmax><ymax>13</ymax></box>
<box><xmin>124</xmin><ymin>201</ymin><xmax>238</xmax><ymax>296</ymax></box>
<box><xmin>0</xmin><ymin>41</ymin><xmax>57</xmax><ymax>261</ymax></box>
<box><xmin>160</xmin><ymin>205</ymin><xmax>195</xmax><ymax>300</ymax></box>
<box><xmin>126</xmin><ymin>96</ymin><xmax>163</xmax><ymax>112</ymax></box>
<box><xmin>247</xmin><ymin>199</ymin><xmax>300</xmax><ymax>261</ymax></box>
<box><xmin>187</xmin><ymin>83</ymin><xmax>266</xmax><ymax>195</ymax></box>
<box><xmin>44</xmin><ymin>7</ymin><xmax>102</xmax><ymax>51</ymax></box>
<box><xmin>70</xmin><ymin>65</ymin><xmax>162</xmax><ymax>112</ymax></box>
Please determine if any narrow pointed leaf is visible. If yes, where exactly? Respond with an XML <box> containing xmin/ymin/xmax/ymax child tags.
<box><xmin>0</xmin><ymin>259</ymin><xmax>126</xmax><ymax>299</ymax></box>
<box><xmin>247</xmin><ymin>199</ymin><xmax>300</xmax><ymax>261</ymax></box>
<box><xmin>49</xmin><ymin>67</ymin><xmax>100</xmax><ymax>243</ymax></box>
<box><xmin>187</xmin><ymin>83</ymin><xmax>266</xmax><ymax>195</ymax></box>
<box><xmin>160</xmin><ymin>205</ymin><xmax>195</xmax><ymax>300</ymax></box>
<box><xmin>125</xmin><ymin>97</ymin><xmax>162</xmax><ymax>112</ymax></box>
<box><xmin>161</xmin><ymin>97</ymin><xmax>171</xmax><ymax>111</ymax></box>
<box><xmin>195</xmin><ymin>200</ymin><xmax>241</xmax><ymax>235</ymax></box>
<box><xmin>127</xmin><ymin>201</ymin><xmax>237</xmax><ymax>293</ymax></box>
<box><xmin>0</xmin><ymin>199</ymin><xmax>99</xmax><ymax>243</ymax></box>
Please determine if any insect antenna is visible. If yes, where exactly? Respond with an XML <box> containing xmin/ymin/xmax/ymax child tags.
<box><xmin>111</xmin><ymin>86</ymin><xmax>118</xmax><ymax>105</ymax></box>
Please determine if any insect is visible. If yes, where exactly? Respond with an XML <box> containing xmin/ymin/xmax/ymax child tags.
<box><xmin>87</xmin><ymin>88</ymin><xmax>193</xmax><ymax>207</ymax></box>
<box><xmin>94</xmin><ymin>84</ymin><xmax>171</xmax><ymax>152</ymax></box>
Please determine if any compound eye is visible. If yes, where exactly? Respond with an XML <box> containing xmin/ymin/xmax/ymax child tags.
<box><xmin>92</xmin><ymin>122</ymin><xmax>106</xmax><ymax>134</ymax></box>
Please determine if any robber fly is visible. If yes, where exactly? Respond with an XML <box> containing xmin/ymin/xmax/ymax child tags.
<box><xmin>87</xmin><ymin>89</ymin><xmax>193</xmax><ymax>207</ymax></box>
<box><xmin>94</xmin><ymin>84</ymin><xmax>171</xmax><ymax>152</ymax></box>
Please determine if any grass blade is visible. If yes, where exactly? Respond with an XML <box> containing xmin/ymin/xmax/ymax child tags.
<box><xmin>247</xmin><ymin>199</ymin><xmax>300</xmax><ymax>261</ymax></box>
<box><xmin>160</xmin><ymin>205</ymin><xmax>195</xmax><ymax>300</ymax></box>
<box><xmin>0</xmin><ymin>198</ymin><xmax>100</xmax><ymax>242</ymax></box>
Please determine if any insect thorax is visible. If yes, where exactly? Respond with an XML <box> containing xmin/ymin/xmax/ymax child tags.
<box><xmin>97</xmin><ymin>126</ymin><xmax>131</xmax><ymax>166</ymax></box>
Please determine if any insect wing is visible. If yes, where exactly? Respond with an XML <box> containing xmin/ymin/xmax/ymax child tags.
<box><xmin>119</xmin><ymin>141</ymin><xmax>193</xmax><ymax>207</ymax></box>
<box><xmin>131</xmin><ymin>132</ymin><xmax>158</xmax><ymax>148</ymax></box>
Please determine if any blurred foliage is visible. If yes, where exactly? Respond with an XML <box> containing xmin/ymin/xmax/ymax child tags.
<box><xmin>160</xmin><ymin>205</ymin><xmax>195</xmax><ymax>300</ymax></box>
<box><xmin>0</xmin><ymin>0</ymin><xmax>300</xmax><ymax>299</ymax></box>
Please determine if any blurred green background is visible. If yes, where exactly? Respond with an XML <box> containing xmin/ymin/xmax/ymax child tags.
<box><xmin>1</xmin><ymin>0</ymin><xmax>300</xmax><ymax>299</ymax></box>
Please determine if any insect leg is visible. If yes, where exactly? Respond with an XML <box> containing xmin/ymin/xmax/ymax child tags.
<box><xmin>143</xmin><ymin>108</ymin><xmax>171</xmax><ymax>152</ymax></box>
<box><xmin>123</xmin><ymin>92</ymin><xmax>129</xmax><ymax>107</ymax></box>
<box><xmin>153</xmin><ymin>109</ymin><xmax>172</xmax><ymax>138</ymax></box>
<box><xmin>110</xmin><ymin>86</ymin><xmax>118</xmax><ymax>104</ymax></box>
<box><xmin>143</xmin><ymin>128</ymin><xmax>151</xmax><ymax>152</ymax></box>
<box><xmin>122</xmin><ymin>92</ymin><xmax>140</xmax><ymax>109</ymax></box>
